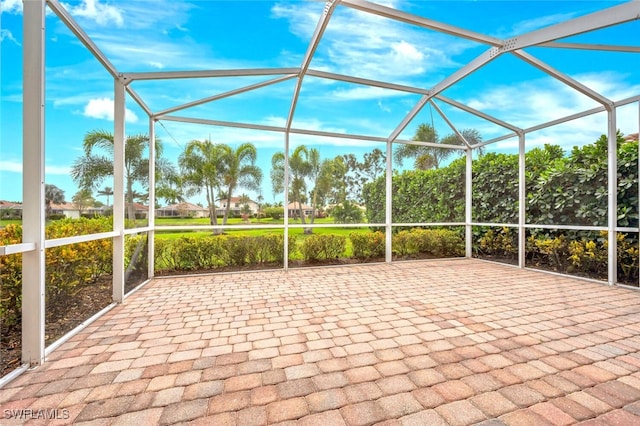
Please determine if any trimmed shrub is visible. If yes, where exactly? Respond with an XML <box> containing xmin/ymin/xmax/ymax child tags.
<box><xmin>392</xmin><ymin>228</ymin><xmax>464</xmax><ymax>258</ymax></box>
<box><xmin>350</xmin><ymin>231</ymin><xmax>385</xmax><ymax>260</ymax></box>
<box><xmin>300</xmin><ymin>234</ymin><xmax>346</xmax><ymax>262</ymax></box>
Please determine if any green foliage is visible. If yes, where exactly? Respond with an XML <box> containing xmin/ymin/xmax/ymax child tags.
<box><xmin>300</xmin><ymin>234</ymin><xmax>346</xmax><ymax>262</ymax></box>
<box><xmin>350</xmin><ymin>231</ymin><xmax>385</xmax><ymax>260</ymax></box>
<box><xmin>0</xmin><ymin>218</ymin><xmax>113</xmax><ymax>327</ymax></box>
<box><xmin>263</xmin><ymin>206</ymin><xmax>284</xmax><ymax>220</ymax></box>
<box><xmin>475</xmin><ymin>227</ymin><xmax>518</xmax><ymax>260</ymax></box>
<box><xmin>154</xmin><ymin>234</ymin><xmax>295</xmax><ymax>271</ymax></box>
<box><xmin>392</xmin><ymin>228</ymin><xmax>464</xmax><ymax>258</ymax></box>
<box><xmin>331</xmin><ymin>200</ymin><xmax>364</xmax><ymax>224</ymax></box>
<box><xmin>364</xmin><ymin>136</ymin><xmax>639</xmax><ymax>229</ymax></box>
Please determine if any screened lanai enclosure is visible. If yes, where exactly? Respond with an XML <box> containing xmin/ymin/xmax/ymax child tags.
<box><xmin>1</xmin><ymin>0</ymin><xmax>640</xmax><ymax>390</ymax></box>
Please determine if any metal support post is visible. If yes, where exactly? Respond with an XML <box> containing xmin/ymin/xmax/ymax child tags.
<box><xmin>22</xmin><ymin>0</ymin><xmax>47</xmax><ymax>367</ymax></box>
<box><xmin>385</xmin><ymin>140</ymin><xmax>393</xmax><ymax>262</ymax></box>
<box><xmin>148</xmin><ymin>117</ymin><xmax>156</xmax><ymax>279</ymax></box>
<box><xmin>283</xmin><ymin>132</ymin><xmax>290</xmax><ymax>271</ymax></box>
<box><xmin>465</xmin><ymin>149</ymin><xmax>472</xmax><ymax>258</ymax></box>
<box><xmin>113</xmin><ymin>79</ymin><xmax>126</xmax><ymax>301</ymax></box>
<box><xmin>607</xmin><ymin>106</ymin><xmax>617</xmax><ymax>285</ymax></box>
<box><xmin>518</xmin><ymin>132</ymin><xmax>526</xmax><ymax>268</ymax></box>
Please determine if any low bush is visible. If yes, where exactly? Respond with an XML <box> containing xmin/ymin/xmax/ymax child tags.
<box><xmin>350</xmin><ymin>231</ymin><xmax>385</xmax><ymax>260</ymax></box>
<box><xmin>154</xmin><ymin>234</ymin><xmax>296</xmax><ymax>271</ymax></box>
<box><xmin>300</xmin><ymin>234</ymin><xmax>346</xmax><ymax>262</ymax></box>
<box><xmin>1</xmin><ymin>218</ymin><xmax>113</xmax><ymax>327</ymax></box>
<box><xmin>392</xmin><ymin>228</ymin><xmax>464</xmax><ymax>258</ymax></box>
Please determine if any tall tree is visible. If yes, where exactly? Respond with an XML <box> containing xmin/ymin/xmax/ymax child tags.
<box><xmin>394</xmin><ymin>124</ymin><xmax>482</xmax><ymax>170</ymax></box>
<box><xmin>179</xmin><ymin>140</ymin><xmax>226</xmax><ymax>229</ymax></box>
<box><xmin>44</xmin><ymin>184</ymin><xmax>65</xmax><ymax>218</ymax></box>
<box><xmin>72</xmin><ymin>189</ymin><xmax>95</xmax><ymax>216</ymax></box>
<box><xmin>271</xmin><ymin>145</ymin><xmax>313</xmax><ymax>232</ymax></box>
<box><xmin>219</xmin><ymin>143</ymin><xmax>262</xmax><ymax>226</ymax></box>
<box><xmin>70</xmin><ymin>130</ymin><xmax>168</xmax><ymax>221</ymax></box>
<box><xmin>96</xmin><ymin>186</ymin><xmax>113</xmax><ymax>206</ymax></box>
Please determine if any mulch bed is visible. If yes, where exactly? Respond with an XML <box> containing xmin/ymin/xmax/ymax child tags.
<box><xmin>1</xmin><ymin>277</ymin><xmax>113</xmax><ymax>377</ymax></box>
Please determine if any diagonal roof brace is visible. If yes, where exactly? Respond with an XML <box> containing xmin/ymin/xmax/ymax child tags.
<box><xmin>512</xmin><ymin>50</ymin><xmax>612</xmax><ymax>107</ymax></box>
<box><xmin>538</xmin><ymin>42</ymin><xmax>640</xmax><ymax>53</ymax></box>
<box><xmin>428</xmin><ymin>99</ymin><xmax>474</xmax><ymax>149</ymax></box>
<box><xmin>508</xmin><ymin>1</ymin><xmax>640</xmax><ymax>51</ymax></box>
<box><xmin>154</xmin><ymin>75</ymin><xmax>297</xmax><ymax>118</ymax></box>
<box><xmin>341</xmin><ymin>0</ymin><xmax>501</xmax><ymax>47</ymax></box>
<box><xmin>286</xmin><ymin>0</ymin><xmax>341</xmax><ymax>131</ymax></box>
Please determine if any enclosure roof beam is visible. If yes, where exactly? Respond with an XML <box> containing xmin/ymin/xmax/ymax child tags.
<box><xmin>387</xmin><ymin>47</ymin><xmax>498</xmax><ymax>143</ymax></box>
<box><xmin>512</xmin><ymin>50</ymin><xmax>611</xmax><ymax>106</ymax></box>
<box><xmin>435</xmin><ymin>95</ymin><xmax>521</xmax><ymax>133</ymax></box>
<box><xmin>126</xmin><ymin>87</ymin><xmax>152</xmax><ymax>117</ymax></box>
<box><xmin>307</xmin><ymin>69</ymin><xmax>430</xmax><ymax>94</ymax></box>
<box><xmin>509</xmin><ymin>1</ymin><xmax>640</xmax><ymax>50</ymax></box>
<box><xmin>286</xmin><ymin>0</ymin><xmax>341</xmax><ymax>131</ymax></box>
<box><xmin>154</xmin><ymin>75</ymin><xmax>297</xmax><ymax>118</ymax></box>
<box><xmin>341</xmin><ymin>0</ymin><xmax>501</xmax><ymax>46</ymax></box>
<box><xmin>46</xmin><ymin>0</ymin><xmax>119</xmax><ymax>79</ymax></box>
<box><xmin>122</xmin><ymin>68</ymin><xmax>301</xmax><ymax>82</ymax></box>
<box><xmin>306</xmin><ymin>69</ymin><xmax>521</xmax><ymax>134</ymax></box>
<box><xmin>539</xmin><ymin>41</ymin><xmax>640</xmax><ymax>53</ymax></box>
<box><xmin>160</xmin><ymin>116</ymin><xmax>285</xmax><ymax>133</ymax></box>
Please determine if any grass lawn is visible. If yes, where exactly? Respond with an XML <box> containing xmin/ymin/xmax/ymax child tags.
<box><xmin>0</xmin><ymin>219</ymin><xmax>21</xmax><ymax>228</ymax></box>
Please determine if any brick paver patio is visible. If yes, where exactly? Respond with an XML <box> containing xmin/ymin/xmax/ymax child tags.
<box><xmin>2</xmin><ymin>259</ymin><xmax>640</xmax><ymax>425</ymax></box>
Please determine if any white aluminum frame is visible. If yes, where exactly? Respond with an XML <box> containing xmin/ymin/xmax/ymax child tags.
<box><xmin>3</xmin><ymin>0</ymin><xmax>639</xmax><ymax>380</ymax></box>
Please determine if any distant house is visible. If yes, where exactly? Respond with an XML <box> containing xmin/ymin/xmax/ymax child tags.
<box><xmin>49</xmin><ymin>202</ymin><xmax>81</xmax><ymax>219</ymax></box>
<box><xmin>0</xmin><ymin>200</ymin><xmax>23</xmax><ymax>219</ymax></box>
<box><xmin>156</xmin><ymin>202</ymin><xmax>209</xmax><ymax>218</ymax></box>
<box><xmin>624</xmin><ymin>132</ymin><xmax>638</xmax><ymax>142</ymax></box>
<box><xmin>126</xmin><ymin>202</ymin><xmax>149</xmax><ymax>219</ymax></box>
<box><xmin>287</xmin><ymin>202</ymin><xmax>315</xmax><ymax>218</ymax></box>
<box><xmin>218</xmin><ymin>197</ymin><xmax>259</xmax><ymax>216</ymax></box>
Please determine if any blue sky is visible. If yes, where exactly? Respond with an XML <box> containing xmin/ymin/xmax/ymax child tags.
<box><xmin>1</xmin><ymin>0</ymin><xmax>639</xmax><ymax>205</ymax></box>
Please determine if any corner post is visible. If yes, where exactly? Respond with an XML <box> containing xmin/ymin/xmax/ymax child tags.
<box><xmin>518</xmin><ymin>131</ymin><xmax>526</xmax><ymax>268</ymax></box>
<box><xmin>607</xmin><ymin>105</ymin><xmax>617</xmax><ymax>285</ymax></box>
<box><xmin>113</xmin><ymin>78</ymin><xmax>126</xmax><ymax>301</ymax></box>
<box><xmin>465</xmin><ymin>148</ymin><xmax>472</xmax><ymax>258</ymax></box>
<box><xmin>22</xmin><ymin>0</ymin><xmax>47</xmax><ymax>367</ymax></box>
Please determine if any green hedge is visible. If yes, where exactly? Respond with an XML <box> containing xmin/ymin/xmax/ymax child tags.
<box><xmin>364</xmin><ymin>134</ymin><xmax>638</xmax><ymax>228</ymax></box>
<box><xmin>300</xmin><ymin>234</ymin><xmax>346</xmax><ymax>262</ymax></box>
<box><xmin>350</xmin><ymin>231</ymin><xmax>385</xmax><ymax>260</ymax></box>
<box><xmin>393</xmin><ymin>228</ymin><xmax>464</xmax><ymax>258</ymax></box>
<box><xmin>0</xmin><ymin>218</ymin><xmax>114</xmax><ymax>327</ymax></box>
<box><xmin>154</xmin><ymin>234</ymin><xmax>295</xmax><ymax>271</ymax></box>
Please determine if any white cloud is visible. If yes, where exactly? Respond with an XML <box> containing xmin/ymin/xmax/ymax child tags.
<box><xmin>506</xmin><ymin>12</ymin><xmax>578</xmax><ymax>37</ymax></box>
<box><xmin>0</xmin><ymin>160</ymin><xmax>22</xmax><ymax>173</ymax></box>
<box><xmin>0</xmin><ymin>29</ymin><xmax>20</xmax><ymax>46</ymax></box>
<box><xmin>465</xmin><ymin>71</ymin><xmax>640</xmax><ymax>151</ymax></box>
<box><xmin>83</xmin><ymin>98</ymin><xmax>139</xmax><ymax>123</ymax></box>
<box><xmin>377</xmin><ymin>100</ymin><xmax>391</xmax><ymax>113</ymax></box>
<box><xmin>61</xmin><ymin>0</ymin><xmax>123</xmax><ymax>27</ymax></box>
<box><xmin>0</xmin><ymin>0</ymin><xmax>22</xmax><ymax>14</ymax></box>
<box><xmin>46</xmin><ymin>165</ymin><xmax>72</xmax><ymax>175</ymax></box>
<box><xmin>272</xmin><ymin>2</ymin><xmax>473</xmax><ymax>83</ymax></box>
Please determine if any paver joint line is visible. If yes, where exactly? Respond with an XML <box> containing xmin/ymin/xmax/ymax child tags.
<box><xmin>2</xmin><ymin>260</ymin><xmax>640</xmax><ymax>425</ymax></box>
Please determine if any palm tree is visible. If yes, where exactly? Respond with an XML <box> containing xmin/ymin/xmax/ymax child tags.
<box><xmin>219</xmin><ymin>143</ymin><xmax>262</xmax><ymax>226</ymax></box>
<box><xmin>96</xmin><ymin>186</ymin><xmax>113</xmax><ymax>207</ymax></box>
<box><xmin>179</xmin><ymin>140</ymin><xmax>226</xmax><ymax>229</ymax></box>
<box><xmin>44</xmin><ymin>184</ymin><xmax>65</xmax><ymax>218</ymax></box>
<box><xmin>271</xmin><ymin>145</ymin><xmax>313</xmax><ymax>233</ymax></box>
<box><xmin>70</xmin><ymin>130</ymin><xmax>167</xmax><ymax>221</ymax></box>
<box><xmin>394</xmin><ymin>124</ymin><xmax>482</xmax><ymax>170</ymax></box>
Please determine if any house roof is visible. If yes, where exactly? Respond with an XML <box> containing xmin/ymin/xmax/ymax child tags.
<box><xmin>0</xmin><ymin>200</ymin><xmax>22</xmax><ymax>209</ymax></box>
<box><xmin>223</xmin><ymin>197</ymin><xmax>257</xmax><ymax>204</ymax></box>
<box><xmin>287</xmin><ymin>202</ymin><xmax>313</xmax><ymax>210</ymax></box>
<box><xmin>157</xmin><ymin>202</ymin><xmax>207</xmax><ymax>211</ymax></box>
<box><xmin>624</xmin><ymin>133</ymin><xmax>639</xmax><ymax>142</ymax></box>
